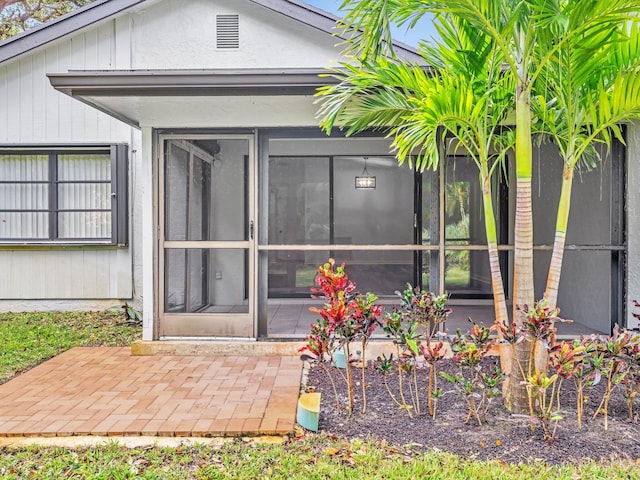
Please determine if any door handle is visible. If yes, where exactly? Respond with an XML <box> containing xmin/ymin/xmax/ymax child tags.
<box><xmin>249</xmin><ymin>220</ymin><xmax>254</xmax><ymax>240</ymax></box>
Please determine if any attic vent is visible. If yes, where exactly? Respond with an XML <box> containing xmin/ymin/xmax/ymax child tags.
<box><xmin>217</xmin><ymin>14</ymin><xmax>240</xmax><ymax>49</ymax></box>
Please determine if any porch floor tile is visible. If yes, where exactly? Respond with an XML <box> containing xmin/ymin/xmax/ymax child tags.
<box><xmin>0</xmin><ymin>347</ymin><xmax>302</xmax><ymax>438</ymax></box>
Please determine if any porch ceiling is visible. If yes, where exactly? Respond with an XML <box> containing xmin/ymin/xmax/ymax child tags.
<box><xmin>47</xmin><ymin>68</ymin><xmax>338</xmax><ymax>128</ymax></box>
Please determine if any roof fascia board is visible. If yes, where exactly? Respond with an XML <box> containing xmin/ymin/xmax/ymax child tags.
<box><xmin>47</xmin><ymin>69</ymin><xmax>339</xmax><ymax>97</ymax></box>
<box><xmin>248</xmin><ymin>0</ymin><xmax>342</xmax><ymax>36</ymax></box>
<box><xmin>0</xmin><ymin>0</ymin><xmax>147</xmax><ymax>65</ymax></box>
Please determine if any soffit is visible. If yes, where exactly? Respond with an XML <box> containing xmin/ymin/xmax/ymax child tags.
<box><xmin>48</xmin><ymin>68</ymin><xmax>338</xmax><ymax>127</ymax></box>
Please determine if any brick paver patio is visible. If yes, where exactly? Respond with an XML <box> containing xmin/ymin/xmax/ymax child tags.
<box><xmin>0</xmin><ymin>347</ymin><xmax>302</xmax><ymax>438</ymax></box>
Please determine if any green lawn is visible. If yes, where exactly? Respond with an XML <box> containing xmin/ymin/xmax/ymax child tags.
<box><xmin>0</xmin><ymin>310</ymin><xmax>140</xmax><ymax>384</ymax></box>
<box><xmin>0</xmin><ymin>436</ymin><xmax>638</xmax><ymax>479</ymax></box>
<box><xmin>0</xmin><ymin>311</ymin><xmax>638</xmax><ymax>478</ymax></box>
<box><xmin>445</xmin><ymin>265</ymin><xmax>471</xmax><ymax>288</ymax></box>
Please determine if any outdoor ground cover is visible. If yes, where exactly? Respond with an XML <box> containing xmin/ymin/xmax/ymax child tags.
<box><xmin>0</xmin><ymin>311</ymin><xmax>639</xmax><ymax>478</ymax></box>
<box><xmin>1</xmin><ymin>436</ymin><xmax>639</xmax><ymax>479</ymax></box>
<box><xmin>0</xmin><ymin>310</ymin><xmax>140</xmax><ymax>384</ymax></box>
<box><xmin>306</xmin><ymin>360</ymin><xmax>640</xmax><ymax>466</ymax></box>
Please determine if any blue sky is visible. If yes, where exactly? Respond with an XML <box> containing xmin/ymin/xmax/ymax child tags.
<box><xmin>302</xmin><ymin>0</ymin><xmax>436</xmax><ymax>47</ymax></box>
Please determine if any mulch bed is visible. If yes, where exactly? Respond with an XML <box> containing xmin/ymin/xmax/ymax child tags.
<box><xmin>304</xmin><ymin>358</ymin><xmax>640</xmax><ymax>465</ymax></box>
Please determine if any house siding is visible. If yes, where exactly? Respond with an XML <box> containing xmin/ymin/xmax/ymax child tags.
<box><xmin>0</xmin><ymin>248</ymin><xmax>131</xmax><ymax>299</ymax></box>
<box><xmin>0</xmin><ymin>20</ymin><xmax>139</xmax><ymax>310</ymax></box>
<box><xmin>0</xmin><ymin>0</ymin><xmax>341</xmax><ymax>312</ymax></box>
<box><xmin>0</xmin><ymin>23</ymin><xmax>132</xmax><ymax>143</ymax></box>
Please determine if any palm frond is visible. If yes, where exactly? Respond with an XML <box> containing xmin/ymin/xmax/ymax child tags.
<box><xmin>337</xmin><ymin>0</ymin><xmax>401</xmax><ymax>61</ymax></box>
<box><xmin>316</xmin><ymin>59</ymin><xmax>432</xmax><ymax>134</ymax></box>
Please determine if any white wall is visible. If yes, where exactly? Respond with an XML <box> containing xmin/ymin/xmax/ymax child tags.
<box><xmin>0</xmin><ymin>22</ymin><xmax>132</xmax><ymax>142</ymax></box>
<box><xmin>129</xmin><ymin>0</ymin><xmax>341</xmax><ymax>70</ymax></box>
<box><xmin>135</xmin><ymin>96</ymin><xmax>323</xmax><ymax>129</ymax></box>
<box><xmin>0</xmin><ymin>249</ymin><xmax>131</xmax><ymax>298</ymax></box>
<box><xmin>0</xmin><ymin>19</ymin><xmax>141</xmax><ymax>311</ymax></box>
<box><xmin>0</xmin><ymin>0</ymin><xmax>353</xmax><ymax>317</ymax></box>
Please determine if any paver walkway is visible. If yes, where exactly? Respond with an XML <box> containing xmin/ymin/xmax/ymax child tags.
<box><xmin>0</xmin><ymin>347</ymin><xmax>302</xmax><ymax>437</ymax></box>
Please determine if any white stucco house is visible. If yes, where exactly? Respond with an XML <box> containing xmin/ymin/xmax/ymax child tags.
<box><xmin>0</xmin><ymin>0</ymin><xmax>638</xmax><ymax>341</ymax></box>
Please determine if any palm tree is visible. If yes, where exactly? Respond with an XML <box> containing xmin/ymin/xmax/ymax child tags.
<box><xmin>318</xmin><ymin>0</ymin><xmax>640</xmax><ymax>413</ymax></box>
<box><xmin>324</xmin><ymin>0</ymin><xmax>536</xmax><ymax>411</ymax></box>
<box><xmin>317</xmin><ymin>14</ymin><xmax>512</xmax><ymax>326</ymax></box>
<box><xmin>535</xmin><ymin>11</ymin><xmax>640</xmax><ymax>308</ymax></box>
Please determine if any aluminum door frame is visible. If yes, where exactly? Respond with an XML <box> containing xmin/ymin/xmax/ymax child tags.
<box><xmin>157</xmin><ymin>133</ymin><xmax>257</xmax><ymax>339</ymax></box>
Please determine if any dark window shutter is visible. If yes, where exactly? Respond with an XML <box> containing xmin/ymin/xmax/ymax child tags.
<box><xmin>111</xmin><ymin>144</ymin><xmax>129</xmax><ymax>245</ymax></box>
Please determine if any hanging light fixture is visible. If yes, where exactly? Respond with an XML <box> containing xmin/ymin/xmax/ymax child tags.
<box><xmin>355</xmin><ymin>156</ymin><xmax>376</xmax><ymax>189</ymax></box>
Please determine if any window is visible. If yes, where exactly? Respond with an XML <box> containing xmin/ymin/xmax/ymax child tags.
<box><xmin>261</xmin><ymin>131</ymin><xmax>626</xmax><ymax>337</ymax></box>
<box><xmin>0</xmin><ymin>145</ymin><xmax>128</xmax><ymax>244</ymax></box>
<box><xmin>266</xmin><ymin>153</ymin><xmax>418</xmax><ymax>296</ymax></box>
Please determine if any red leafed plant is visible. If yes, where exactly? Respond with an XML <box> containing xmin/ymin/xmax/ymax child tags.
<box><xmin>547</xmin><ymin>340</ymin><xmax>586</xmax><ymax>434</ymax></box>
<box><xmin>420</xmin><ymin>340</ymin><xmax>446</xmax><ymax>418</ymax></box>
<box><xmin>516</xmin><ymin>300</ymin><xmax>565</xmax><ymax>428</ymax></box>
<box><xmin>385</xmin><ymin>284</ymin><xmax>451</xmax><ymax>417</ymax></box>
<box><xmin>300</xmin><ymin>259</ymin><xmax>382</xmax><ymax>415</ymax></box>
<box><xmin>520</xmin><ymin>300</ymin><xmax>561</xmax><ymax>350</ymax></box>
<box><xmin>298</xmin><ymin>318</ymin><xmax>342</xmax><ymax>408</ymax></box>
<box><xmin>548</xmin><ymin>341</ymin><xmax>585</xmax><ymax>410</ymax></box>
<box><xmin>441</xmin><ymin>320</ymin><xmax>503</xmax><ymax>425</ymax></box>
<box><xmin>591</xmin><ymin>326</ymin><xmax>638</xmax><ymax>430</ymax></box>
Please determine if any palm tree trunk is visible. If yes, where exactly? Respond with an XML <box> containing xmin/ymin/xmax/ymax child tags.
<box><xmin>512</xmin><ymin>93</ymin><xmax>535</xmax><ymax>317</ymax></box>
<box><xmin>481</xmin><ymin>172</ymin><xmax>508</xmax><ymax>326</ymax></box>
<box><xmin>544</xmin><ymin>163</ymin><xmax>574</xmax><ymax>309</ymax></box>
<box><xmin>509</xmin><ymin>75</ymin><xmax>535</xmax><ymax>414</ymax></box>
